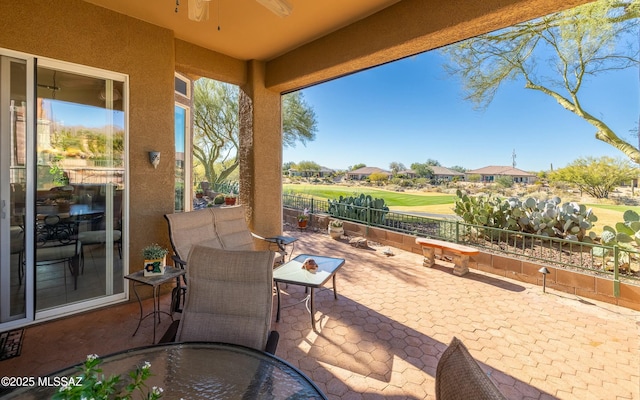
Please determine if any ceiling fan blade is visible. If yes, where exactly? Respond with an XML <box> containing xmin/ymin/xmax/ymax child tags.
<box><xmin>188</xmin><ymin>0</ymin><xmax>210</xmax><ymax>21</ymax></box>
<box><xmin>256</xmin><ymin>0</ymin><xmax>292</xmax><ymax>17</ymax></box>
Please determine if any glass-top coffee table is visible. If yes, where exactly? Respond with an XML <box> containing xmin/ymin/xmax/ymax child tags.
<box><xmin>3</xmin><ymin>342</ymin><xmax>328</xmax><ymax>399</ymax></box>
<box><xmin>273</xmin><ymin>254</ymin><xmax>345</xmax><ymax>331</ymax></box>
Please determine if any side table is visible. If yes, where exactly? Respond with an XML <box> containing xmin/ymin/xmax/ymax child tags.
<box><xmin>273</xmin><ymin>254</ymin><xmax>345</xmax><ymax>331</ymax></box>
<box><xmin>265</xmin><ymin>235</ymin><xmax>298</xmax><ymax>263</ymax></box>
<box><xmin>124</xmin><ymin>267</ymin><xmax>186</xmax><ymax>344</ymax></box>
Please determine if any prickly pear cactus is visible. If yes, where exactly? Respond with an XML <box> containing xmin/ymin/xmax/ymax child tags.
<box><xmin>592</xmin><ymin>210</ymin><xmax>640</xmax><ymax>272</ymax></box>
<box><xmin>453</xmin><ymin>190</ymin><xmax>597</xmax><ymax>242</ymax></box>
<box><xmin>328</xmin><ymin>193</ymin><xmax>389</xmax><ymax>224</ymax></box>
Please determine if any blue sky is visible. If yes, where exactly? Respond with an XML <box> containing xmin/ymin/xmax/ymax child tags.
<box><xmin>44</xmin><ymin>100</ymin><xmax>125</xmax><ymax>131</ymax></box>
<box><xmin>282</xmin><ymin>49</ymin><xmax>639</xmax><ymax>173</ymax></box>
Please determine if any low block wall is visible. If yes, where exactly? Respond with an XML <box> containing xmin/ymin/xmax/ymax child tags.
<box><xmin>284</xmin><ymin>209</ymin><xmax>640</xmax><ymax>311</ymax></box>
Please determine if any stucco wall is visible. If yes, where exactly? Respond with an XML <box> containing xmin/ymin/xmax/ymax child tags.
<box><xmin>239</xmin><ymin>61</ymin><xmax>283</xmax><ymax>239</ymax></box>
<box><xmin>175</xmin><ymin>39</ymin><xmax>246</xmax><ymax>86</ymax></box>
<box><xmin>266</xmin><ymin>0</ymin><xmax>592</xmax><ymax>93</ymax></box>
<box><xmin>0</xmin><ymin>0</ymin><xmax>176</xmax><ymax>270</ymax></box>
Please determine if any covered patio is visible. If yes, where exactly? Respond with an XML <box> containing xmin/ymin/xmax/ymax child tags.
<box><xmin>0</xmin><ymin>0</ymin><xmax>595</xmax><ymax>330</ymax></box>
<box><xmin>1</xmin><ymin>2</ymin><xmax>637</xmax><ymax>397</ymax></box>
<box><xmin>4</xmin><ymin>229</ymin><xmax>639</xmax><ymax>399</ymax></box>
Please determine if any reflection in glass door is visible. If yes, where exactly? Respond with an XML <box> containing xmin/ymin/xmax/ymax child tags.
<box><xmin>34</xmin><ymin>64</ymin><xmax>126</xmax><ymax>314</ymax></box>
<box><xmin>0</xmin><ymin>55</ymin><xmax>32</xmax><ymax>327</ymax></box>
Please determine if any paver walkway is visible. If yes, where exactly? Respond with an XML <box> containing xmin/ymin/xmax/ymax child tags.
<box><xmin>2</xmin><ymin>227</ymin><xmax>639</xmax><ymax>399</ymax></box>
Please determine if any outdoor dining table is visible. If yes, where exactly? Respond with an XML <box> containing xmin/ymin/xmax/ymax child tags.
<box><xmin>2</xmin><ymin>342</ymin><xmax>328</xmax><ymax>399</ymax></box>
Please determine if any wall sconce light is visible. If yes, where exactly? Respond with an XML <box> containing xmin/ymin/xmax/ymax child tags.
<box><xmin>148</xmin><ymin>151</ymin><xmax>161</xmax><ymax>169</ymax></box>
<box><xmin>538</xmin><ymin>266</ymin><xmax>550</xmax><ymax>293</ymax></box>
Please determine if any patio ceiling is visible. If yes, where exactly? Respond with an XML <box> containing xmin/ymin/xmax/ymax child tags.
<box><xmin>81</xmin><ymin>0</ymin><xmax>401</xmax><ymax>61</ymax></box>
<box><xmin>79</xmin><ymin>0</ymin><xmax>590</xmax><ymax>92</ymax></box>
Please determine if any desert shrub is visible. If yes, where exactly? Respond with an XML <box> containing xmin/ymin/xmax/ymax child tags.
<box><xmin>496</xmin><ymin>176</ymin><xmax>514</xmax><ymax>188</ymax></box>
<box><xmin>467</xmin><ymin>174</ymin><xmax>481</xmax><ymax>183</ymax></box>
<box><xmin>369</xmin><ymin>172</ymin><xmax>389</xmax><ymax>184</ymax></box>
<box><xmin>400</xmin><ymin>179</ymin><xmax>414</xmax><ymax>187</ymax></box>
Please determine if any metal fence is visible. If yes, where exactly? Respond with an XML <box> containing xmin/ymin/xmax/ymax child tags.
<box><xmin>283</xmin><ymin>193</ymin><xmax>640</xmax><ymax>286</ymax></box>
<box><xmin>66</xmin><ymin>167</ymin><xmax>125</xmax><ymax>187</ymax></box>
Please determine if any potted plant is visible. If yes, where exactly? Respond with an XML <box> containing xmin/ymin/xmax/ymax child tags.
<box><xmin>328</xmin><ymin>219</ymin><xmax>344</xmax><ymax>239</ymax></box>
<box><xmin>195</xmin><ymin>188</ymin><xmax>204</xmax><ymax>199</ymax></box>
<box><xmin>297</xmin><ymin>208</ymin><xmax>309</xmax><ymax>229</ymax></box>
<box><xmin>224</xmin><ymin>193</ymin><xmax>237</xmax><ymax>206</ymax></box>
<box><xmin>213</xmin><ymin>194</ymin><xmax>225</xmax><ymax>205</ymax></box>
<box><xmin>142</xmin><ymin>243</ymin><xmax>168</xmax><ymax>276</ymax></box>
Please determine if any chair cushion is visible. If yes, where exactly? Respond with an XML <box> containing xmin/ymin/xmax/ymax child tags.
<box><xmin>36</xmin><ymin>242</ymin><xmax>81</xmax><ymax>262</ymax></box>
<box><xmin>11</xmin><ymin>240</ymin><xmax>23</xmax><ymax>253</ymax></box>
<box><xmin>176</xmin><ymin>246</ymin><xmax>275</xmax><ymax>350</ymax></box>
<box><xmin>165</xmin><ymin>208</ymin><xmax>221</xmax><ymax>261</ymax></box>
<box><xmin>213</xmin><ymin>206</ymin><xmax>255</xmax><ymax>251</ymax></box>
<box><xmin>435</xmin><ymin>337</ymin><xmax>506</xmax><ymax>400</ymax></box>
<box><xmin>10</xmin><ymin>228</ymin><xmax>24</xmax><ymax>253</ymax></box>
<box><xmin>77</xmin><ymin>230</ymin><xmax>122</xmax><ymax>244</ymax></box>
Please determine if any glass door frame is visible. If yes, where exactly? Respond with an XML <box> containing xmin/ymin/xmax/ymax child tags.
<box><xmin>175</xmin><ymin>103</ymin><xmax>191</xmax><ymax>212</ymax></box>
<box><xmin>34</xmin><ymin>57</ymin><xmax>129</xmax><ymax>322</ymax></box>
<box><xmin>0</xmin><ymin>50</ymin><xmax>36</xmax><ymax>330</ymax></box>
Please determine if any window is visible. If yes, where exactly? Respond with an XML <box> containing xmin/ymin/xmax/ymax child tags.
<box><xmin>175</xmin><ymin>104</ymin><xmax>188</xmax><ymax>212</ymax></box>
<box><xmin>175</xmin><ymin>73</ymin><xmax>190</xmax><ymax>99</ymax></box>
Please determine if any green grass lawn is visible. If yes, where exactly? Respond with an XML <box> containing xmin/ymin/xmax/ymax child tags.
<box><xmin>283</xmin><ymin>184</ymin><xmax>454</xmax><ymax>207</ymax></box>
<box><xmin>283</xmin><ymin>184</ymin><xmax>640</xmax><ymax>234</ymax></box>
<box><xmin>586</xmin><ymin>204</ymin><xmax>640</xmax><ymax>233</ymax></box>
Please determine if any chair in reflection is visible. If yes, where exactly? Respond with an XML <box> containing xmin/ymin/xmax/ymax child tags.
<box><xmin>160</xmin><ymin>245</ymin><xmax>279</xmax><ymax>354</ymax></box>
<box><xmin>10</xmin><ymin>224</ymin><xmax>25</xmax><ymax>285</ymax></box>
<box><xmin>74</xmin><ymin>189</ymin><xmax>124</xmax><ymax>273</ymax></box>
<box><xmin>76</xmin><ymin>213</ymin><xmax>122</xmax><ymax>273</ymax></box>
<box><xmin>36</xmin><ymin>215</ymin><xmax>82</xmax><ymax>290</ymax></box>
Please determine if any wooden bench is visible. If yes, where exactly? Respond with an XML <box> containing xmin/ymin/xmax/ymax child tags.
<box><xmin>415</xmin><ymin>238</ymin><xmax>479</xmax><ymax>276</ymax></box>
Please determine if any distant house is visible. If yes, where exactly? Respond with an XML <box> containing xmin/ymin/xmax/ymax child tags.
<box><xmin>465</xmin><ymin>166</ymin><xmax>536</xmax><ymax>184</ymax></box>
<box><xmin>397</xmin><ymin>169</ymin><xmax>417</xmax><ymax>178</ymax></box>
<box><xmin>346</xmin><ymin>167</ymin><xmax>391</xmax><ymax>180</ymax></box>
<box><xmin>396</xmin><ymin>167</ymin><xmax>464</xmax><ymax>181</ymax></box>
<box><xmin>431</xmin><ymin>166</ymin><xmax>465</xmax><ymax>181</ymax></box>
<box><xmin>289</xmin><ymin>166</ymin><xmax>335</xmax><ymax>178</ymax></box>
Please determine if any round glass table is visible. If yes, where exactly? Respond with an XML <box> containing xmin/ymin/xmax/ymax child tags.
<box><xmin>4</xmin><ymin>342</ymin><xmax>328</xmax><ymax>399</ymax></box>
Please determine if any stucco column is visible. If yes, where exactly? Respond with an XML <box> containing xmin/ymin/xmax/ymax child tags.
<box><xmin>239</xmin><ymin>60</ymin><xmax>282</xmax><ymax>238</ymax></box>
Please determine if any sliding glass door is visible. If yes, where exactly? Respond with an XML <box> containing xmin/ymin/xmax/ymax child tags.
<box><xmin>34</xmin><ymin>61</ymin><xmax>127</xmax><ymax>316</ymax></box>
<box><xmin>0</xmin><ymin>49</ymin><xmax>128</xmax><ymax>330</ymax></box>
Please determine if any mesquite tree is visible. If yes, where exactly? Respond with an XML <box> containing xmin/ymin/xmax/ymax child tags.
<box><xmin>442</xmin><ymin>0</ymin><xmax>640</xmax><ymax>162</ymax></box>
<box><xmin>193</xmin><ymin>79</ymin><xmax>317</xmax><ymax>186</ymax></box>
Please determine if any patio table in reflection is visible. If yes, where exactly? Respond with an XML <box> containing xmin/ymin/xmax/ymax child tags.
<box><xmin>3</xmin><ymin>342</ymin><xmax>328</xmax><ymax>399</ymax></box>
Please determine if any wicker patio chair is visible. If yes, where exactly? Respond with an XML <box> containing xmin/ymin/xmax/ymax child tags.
<box><xmin>159</xmin><ymin>245</ymin><xmax>279</xmax><ymax>354</ymax></box>
<box><xmin>435</xmin><ymin>336</ymin><xmax>506</xmax><ymax>400</ymax></box>
<box><xmin>164</xmin><ymin>205</ymin><xmax>284</xmax><ymax>313</ymax></box>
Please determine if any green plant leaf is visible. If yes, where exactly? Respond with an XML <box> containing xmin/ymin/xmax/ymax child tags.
<box><xmin>623</xmin><ymin>209</ymin><xmax>640</xmax><ymax>222</ymax></box>
<box><xmin>615</xmin><ymin>222</ymin><xmax>634</xmax><ymax>236</ymax></box>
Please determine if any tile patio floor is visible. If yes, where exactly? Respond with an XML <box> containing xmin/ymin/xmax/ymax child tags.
<box><xmin>2</xmin><ymin>227</ymin><xmax>639</xmax><ymax>399</ymax></box>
